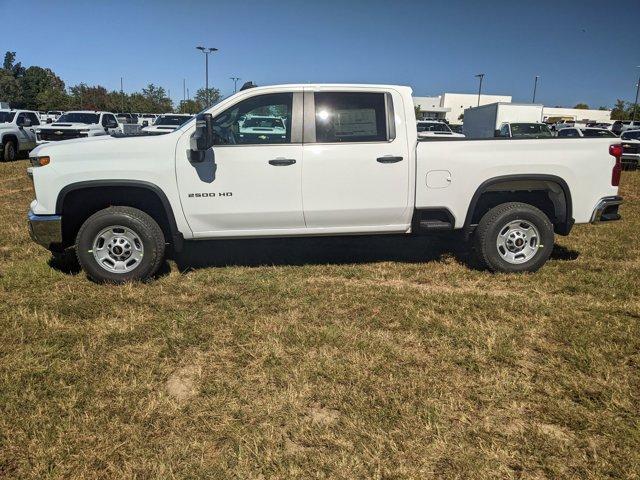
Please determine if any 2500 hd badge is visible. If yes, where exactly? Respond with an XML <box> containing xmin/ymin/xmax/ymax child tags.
<box><xmin>188</xmin><ymin>192</ymin><xmax>233</xmax><ymax>198</ymax></box>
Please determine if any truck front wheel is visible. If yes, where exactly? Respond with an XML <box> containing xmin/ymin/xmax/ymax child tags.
<box><xmin>473</xmin><ymin>202</ymin><xmax>554</xmax><ymax>273</ymax></box>
<box><xmin>1</xmin><ymin>139</ymin><xmax>17</xmax><ymax>162</ymax></box>
<box><xmin>75</xmin><ymin>206</ymin><xmax>165</xmax><ymax>283</ymax></box>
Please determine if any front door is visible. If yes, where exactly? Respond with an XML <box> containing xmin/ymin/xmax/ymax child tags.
<box><xmin>301</xmin><ymin>89</ymin><xmax>410</xmax><ymax>229</ymax></box>
<box><xmin>176</xmin><ymin>91</ymin><xmax>305</xmax><ymax>236</ymax></box>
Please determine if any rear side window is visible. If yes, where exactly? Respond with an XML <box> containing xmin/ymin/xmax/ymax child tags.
<box><xmin>314</xmin><ymin>92</ymin><xmax>388</xmax><ymax>143</ymax></box>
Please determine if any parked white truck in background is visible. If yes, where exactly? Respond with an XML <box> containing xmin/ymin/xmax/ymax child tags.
<box><xmin>27</xmin><ymin>84</ymin><xmax>623</xmax><ymax>283</ymax></box>
<box><xmin>0</xmin><ymin>110</ymin><xmax>41</xmax><ymax>161</ymax></box>
<box><xmin>36</xmin><ymin>111</ymin><xmax>121</xmax><ymax>144</ymax></box>
<box><xmin>463</xmin><ymin>103</ymin><xmax>550</xmax><ymax>139</ymax></box>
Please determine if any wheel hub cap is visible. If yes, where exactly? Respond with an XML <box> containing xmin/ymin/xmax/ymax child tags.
<box><xmin>496</xmin><ymin>220</ymin><xmax>540</xmax><ymax>264</ymax></box>
<box><xmin>92</xmin><ymin>226</ymin><xmax>143</xmax><ymax>273</ymax></box>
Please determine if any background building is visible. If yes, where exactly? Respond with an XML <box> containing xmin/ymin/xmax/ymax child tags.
<box><xmin>414</xmin><ymin>93</ymin><xmax>611</xmax><ymax>125</ymax></box>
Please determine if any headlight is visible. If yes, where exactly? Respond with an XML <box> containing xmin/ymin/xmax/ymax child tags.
<box><xmin>30</xmin><ymin>156</ymin><xmax>50</xmax><ymax>167</ymax></box>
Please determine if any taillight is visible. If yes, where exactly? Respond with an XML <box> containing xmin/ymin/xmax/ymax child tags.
<box><xmin>609</xmin><ymin>144</ymin><xmax>622</xmax><ymax>186</ymax></box>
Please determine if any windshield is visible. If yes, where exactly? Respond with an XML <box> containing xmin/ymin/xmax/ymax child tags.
<box><xmin>155</xmin><ymin>115</ymin><xmax>191</xmax><ymax>126</ymax></box>
<box><xmin>621</xmin><ymin>131</ymin><xmax>640</xmax><ymax>140</ymax></box>
<box><xmin>510</xmin><ymin>123</ymin><xmax>552</xmax><ymax>137</ymax></box>
<box><xmin>0</xmin><ymin>111</ymin><xmax>16</xmax><ymax>123</ymax></box>
<box><xmin>242</xmin><ymin>117</ymin><xmax>285</xmax><ymax>129</ymax></box>
<box><xmin>48</xmin><ymin>111</ymin><xmax>62</xmax><ymax>115</ymax></box>
<box><xmin>582</xmin><ymin>129</ymin><xmax>617</xmax><ymax>138</ymax></box>
<box><xmin>57</xmin><ymin>112</ymin><xmax>99</xmax><ymax>124</ymax></box>
<box><xmin>417</xmin><ymin>122</ymin><xmax>451</xmax><ymax>133</ymax></box>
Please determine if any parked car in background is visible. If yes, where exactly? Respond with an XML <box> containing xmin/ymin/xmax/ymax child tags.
<box><xmin>556</xmin><ymin>127</ymin><xmax>617</xmax><ymax>138</ymax></box>
<box><xmin>610</xmin><ymin>120</ymin><xmax>637</xmax><ymax>136</ymax></box>
<box><xmin>0</xmin><ymin>110</ymin><xmax>40</xmax><ymax>161</ymax></box>
<box><xmin>141</xmin><ymin>114</ymin><xmax>193</xmax><ymax>134</ymax></box>
<box><xmin>620</xmin><ymin>129</ymin><xmax>640</xmax><ymax>170</ymax></box>
<box><xmin>40</xmin><ymin>111</ymin><xmax>64</xmax><ymax>124</ymax></box>
<box><xmin>36</xmin><ymin>111</ymin><xmax>121</xmax><ymax>144</ymax></box>
<box><xmin>27</xmin><ymin>83</ymin><xmax>624</xmax><ymax>283</ymax></box>
<box><xmin>495</xmin><ymin>122</ymin><xmax>553</xmax><ymax>139</ymax></box>
<box><xmin>417</xmin><ymin>120</ymin><xmax>465</xmax><ymax>139</ymax></box>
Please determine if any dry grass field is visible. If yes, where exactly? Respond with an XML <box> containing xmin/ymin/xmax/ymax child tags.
<box><xmin>0</xmin><ymin>158</ymin><xmax>638</xmax><ymax>479</ymax></box>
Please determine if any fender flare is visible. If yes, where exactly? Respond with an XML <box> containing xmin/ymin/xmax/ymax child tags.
<box><xmin>463</xmin><ymin>174</ymin><xmax>574</xmax><ymax>234</ymax></box>
<box><xmin>55</xmin><ymin>179</ymin><xmax>184</xmax><ymax>251</ymax></box>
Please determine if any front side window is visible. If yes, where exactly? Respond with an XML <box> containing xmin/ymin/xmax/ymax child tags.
<box><xmin>314</xmin><ymin>92</ymin><xmax>387</xmax><ymax>143</ymax></box>
<box><xmin>212</xmin><ymin>93</ymin><xmax>292</xmax><ymax>145</ymax></box>
<box><xmin>500</xmin><ymin>124</ymin><xmax>510</xmax><ymax>137</ymax></box>
<box><xmin>102</xmin><ymin>115</ymin><xmax>118</xmax><ymax>127</ymax></box>
<box><xmin>26</xmin><ymin>112</ymin><xmax>40</xmax><ymax>126</ymax></box>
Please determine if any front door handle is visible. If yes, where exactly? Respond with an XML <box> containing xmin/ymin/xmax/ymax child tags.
<box><xmin>268</xmin><ymin>158</ymin><xmax>296</xmax><ymax>166</ymax></box>
<box><xmin>377</xmin><ymin>156</ymin><xmax>403</xmax><ymax>164</ymax></box>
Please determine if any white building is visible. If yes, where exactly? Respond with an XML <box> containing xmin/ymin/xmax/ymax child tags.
<box><xmin>414</xmin><ymin>93</ymin><xmax>512</xmax><ymax>124</ymax></box>
<box><xmin>414</xmin><ymin>92</ymin><xmax>611</xmax><ymax>125</ymax></box>
<box><xmin>542</xmin><ymin>106</ymin><xmax>611</xmax><ymax>123</ymax></box>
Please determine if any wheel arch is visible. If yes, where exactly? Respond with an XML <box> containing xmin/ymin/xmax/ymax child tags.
<box><xmin>56</xmin><ymin>180</ymin><xmax>184</xmax><ymax>251</ymax></box>
<box><xmin>463</xmin><ymin>174</ymin><xmax>574</xmax><ymax>235</ymax></box>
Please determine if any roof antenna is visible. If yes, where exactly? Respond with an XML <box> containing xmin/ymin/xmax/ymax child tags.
<box><xmin>240</xmin><ymin>81</ymin><xmax>257</xmax><ymax>91</ymax></box>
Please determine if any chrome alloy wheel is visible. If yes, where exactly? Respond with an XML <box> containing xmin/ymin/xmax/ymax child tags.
<box><xmin>496</xmin><ymin>220</ymin><xmax>540</xmax><ymax>264</ymax></box>
<box><xmin>92</xmin><ymin>225</ymin><xmax>144</xmax><ymax>273</ymax></box>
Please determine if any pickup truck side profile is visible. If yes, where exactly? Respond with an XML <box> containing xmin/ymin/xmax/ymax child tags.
<box><xmin>27</xmin><ymin>84</ymin><xmax>623</xmax><ymax>283</ymax></box>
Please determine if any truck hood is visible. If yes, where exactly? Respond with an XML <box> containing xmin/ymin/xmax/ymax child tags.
<box><xmin>30</xmin><ymin>130</ymin><xmax>173</xmax><ymax>159</ymax></box>
<box><xmin>40</xmin><ymin>123</ymin><xmax>100</xmax><ymax>130</ymax></box>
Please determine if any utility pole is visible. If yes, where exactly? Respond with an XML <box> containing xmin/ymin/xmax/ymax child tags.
<box><xmin>475</xmin><ymin>73</ymin><xmax>485</xmax><ymax>107</ymax></box>
<box><xmin>183</xmin><ymin>79</ymin><xmax>186</xmax><ymax>103</ymax></box>
<box><xmin>633</xmin><ymin>66</ymin><xmax>640</xmax><ymax>123</ymax></box>
<box><xmin>230</xmin><ymin>77</ymin><xmax>241</xmax><ymax>93</ymax></box>
<box><xmin>532</xmin><ymin>75</ymin><xmax>540</xmax><ymax>103</ymax></box>
<box><xmin>196</xmin><ymin>46</ymin><xmax>218</xmax><ymax>107</ymax></box>
<box><xmin>120</xmin><ymin>77</ymin><xmax>124</xmax><ymax>112</ymax></box>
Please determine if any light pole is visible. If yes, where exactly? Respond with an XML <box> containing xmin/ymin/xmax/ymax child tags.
<box><xmin>532</xmin><ymin>75</ymin><xmax>540</xmax><ymax>103</ymax></box>
<box><xmin>475</xmin><ymin>73</ymin><xmax>485</xmax><ymax>107</ymax></box>
<box><xmin>196</xmin><ymin>46</ymin><xmax>218</xmax><ymax>107</ymax></box>
<box><xmin>633</xmin><ymin>66</ymin><xmax>640</xmax><ymax>123</ymax></box>
<box><xmin>230</xmin><ymin>77</ymin><xmax>241</xmax><ymax>93</ymax></box>
<box><xmin>120</xmin><ymin>77</ymin><xmax>124</xmax><ymax>112</ymax></box>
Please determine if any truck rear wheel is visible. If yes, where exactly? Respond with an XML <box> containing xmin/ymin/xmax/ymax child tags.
<box><xmin>472</xmin><ymin>202</ymin><xmax>554</xmax><ymax>273</ymax></box>
<box><xmin>75</xmin><ymin>206</ymin><xmax>165</xmax><ymax>283</ymax></box>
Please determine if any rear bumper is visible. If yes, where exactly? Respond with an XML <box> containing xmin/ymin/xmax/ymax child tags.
<box><xmin>28</xmin><ymin>210</ymin><xmax>62</xmax><ymax>249</ymax></box>
<box><xmin>590</xmin><ymin>196</ymin><xmax>623</xmax><ymax>223</ymax></box>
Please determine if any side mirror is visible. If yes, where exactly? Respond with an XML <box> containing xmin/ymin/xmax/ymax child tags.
<box><xmin>189</xmin><ymin>113</ymin><xmax>214</xmax><ymax>163</ymax></box>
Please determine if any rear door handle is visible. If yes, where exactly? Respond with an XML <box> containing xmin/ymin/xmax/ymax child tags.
<box><xmin>377</xmin><ymin>156</ymin><xmax>403</xmax><ymax>164</ymax></box>
<box><xmin>268</xmin><ymin>158</ymin><xmax>296</xmax><ymax>166</ymax></box>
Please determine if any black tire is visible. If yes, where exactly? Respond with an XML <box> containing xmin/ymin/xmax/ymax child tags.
<box><xmin>76</xmin><ymin>206</ymin><xmax>165</xmax><ymax>283</ymax></box>
<box><xmin>1</xmin><ymin>139</ymin><xmax>17</xmax><ymax>162</ymax></box>
<box><xmin>472</xmin><ymin>202</ymin><xmax>554</xmax><ymax>273</ymax></box>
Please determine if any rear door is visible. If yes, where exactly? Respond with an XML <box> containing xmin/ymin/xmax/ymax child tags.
<box><xmin>301</xmin><ymin>88</ymin><xmax>410</xmax><ymax>230</ymax></box>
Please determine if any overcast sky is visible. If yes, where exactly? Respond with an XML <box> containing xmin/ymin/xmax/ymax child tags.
<box><xmin>3</xmin><ymin>0</ymin><xmax>639</xmax><ymax>108</ymax></box>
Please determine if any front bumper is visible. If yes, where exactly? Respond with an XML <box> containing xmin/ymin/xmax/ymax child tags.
<box><xmin>28</xmin><ymin>210</ymin><xmax>62</xmax><ymax>249</ymax></box>
<box><xmin>590</xmin><ymin>196</ymin><xmax>623</xmax><ymax>223</ymax></box>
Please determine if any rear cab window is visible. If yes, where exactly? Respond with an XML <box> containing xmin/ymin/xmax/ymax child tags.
<box><xmin>312</xmin><ymin>92</ymin><xmax>392</xmax><ymax>143</ymax></box>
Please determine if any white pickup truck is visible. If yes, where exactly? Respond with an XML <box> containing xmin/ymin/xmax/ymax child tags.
<box><xmin>1</xmin><ymin>110</ymin><xmax>41</xmax><ymax>161</ymax></box>
<box><xmin>36</xmin><ymin>111</ymin><xmax>121</xmax><ymax>144</ymax></box>
<box><xmin>27</xmin><ymin>84</ymin><xmax>624</xmax><ymax>283</ymax></box>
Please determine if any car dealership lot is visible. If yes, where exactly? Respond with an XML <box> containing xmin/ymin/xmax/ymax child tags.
<box><xmin>1</xmin><ymin>158</ymin><xmax>639</xmax><ymax>477</ymax></box>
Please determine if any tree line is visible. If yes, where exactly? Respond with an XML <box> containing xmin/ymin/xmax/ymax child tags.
<box><xmin>0</xmin><ymin>51</ymin><xmax>221</xmax><ymax>114</ymax></box>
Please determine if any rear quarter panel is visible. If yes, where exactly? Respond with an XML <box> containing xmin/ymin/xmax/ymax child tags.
<box><xmin>416</xmin><ymin>138</ymin><xmax>620</xmax><ymax>227</ymax></box>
